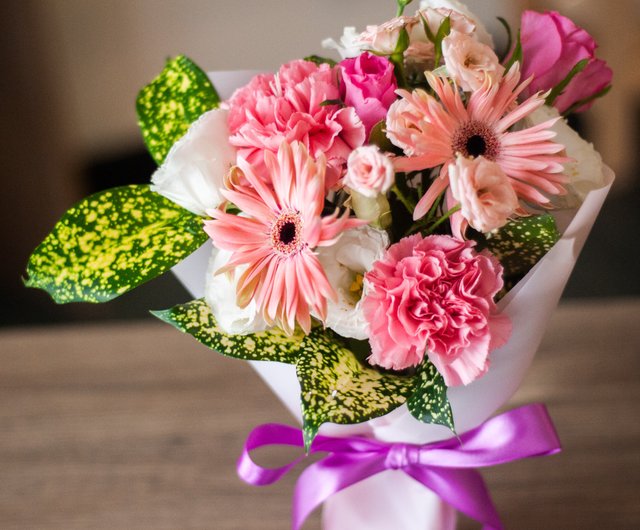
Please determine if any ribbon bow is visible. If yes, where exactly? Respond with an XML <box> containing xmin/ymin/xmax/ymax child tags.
<box><xmin>237</xmin><ymin>403</ymin><xmax>561</xmax><ymax>530</ymax></box>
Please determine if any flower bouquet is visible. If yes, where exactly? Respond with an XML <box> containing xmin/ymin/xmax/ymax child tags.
<box><xmin>26</xmin><ymin>0</ymin><xmax>613</xmax><ymax>528</ymax></box>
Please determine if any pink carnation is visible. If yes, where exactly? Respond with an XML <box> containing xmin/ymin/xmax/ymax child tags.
<box><xmin>362</xmin><ymin>234</ymin><xmax>510</xmax><ymax>386</ymax></box>
<box><xmin>227</xmin><ymin>60</ymin><xmax>366</xmax><ymax>189</ymax></box>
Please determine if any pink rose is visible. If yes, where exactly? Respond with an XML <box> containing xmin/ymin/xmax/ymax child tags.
<box><xmin>344</xmin><ymin>145</ymin><xmax>395</xmax><ymax>197</ymax></box>
<box><xmin>363</xmin><ymin>234</ymin><xmax>510</xmax><ymax>386</ymax></box>
<box><xmin>449</xmin><ymin>155</ymin><xmax>519</xmax><ymax>233</ymax></box>
<box><xmin>520</xmin><ymin>10</ymin><xmax>612</xmax><ymax>113</ymax></box>
<box><xmin>339</xmin><ymin>52</ymin><xmax>398</xmax><ymax>137</ymax></box>
<box><xmin>442</xmin><ymin>30</ymin><xmax>504</xmax><ymax>92</ymax></box>
<box><xmin>227</xmin><ymin>60</ymin><xmax>365</xmax><ymax>189</ymax></box>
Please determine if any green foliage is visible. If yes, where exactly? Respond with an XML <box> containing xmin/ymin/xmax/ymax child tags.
<box><xmin>153</xmin><ymin>300</ymin><xmax>457</xmax><ymax>450</ymax></box>
<box><xmin>25</xmin><ymin>185</ymin><xmax>207</xmax><ymax>304</ymax></box>
<box><xmin>407</xmin><ymin>359</ymin><xmax>455</xmax><ymax>431</ymax></box>
<box><xmin>296</xmin><ymin>329</ymin><xmax>415</xmax><ymax>451</ymax></box>
<box><xmin>483</xmin><ymin>214</ymin><xmax>561</xmax><ymax>279</ymax></box>
<box><xmin>152</xmin><ymin>299</ymin><xmax>304</xmax><ymax>363</ymax></box>
<box><xmin>304</xmin><ymin>55</ymin><xmax>337</xmax><ymax>67</ymax></box>
<box><xmin>546</xmin><ymin>59</ymin><xmax>589</xmax><ymax>107</ymax></box>
<box><xmin>137</xmin><ymin>55</ymin><xmax>220</xmax><ymax>165</ymax></box>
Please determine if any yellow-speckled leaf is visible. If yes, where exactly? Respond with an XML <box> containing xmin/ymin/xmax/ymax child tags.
<box><xmin>25</xmin><ymin>185</ymin><xmax>207</xmax><ymax>304</ymax></box>
<box><xmin>483</xmin><ymin>214</ymin><xmax>560</xmax><ymax>280</ymax></box>
<box><xmin>151</xmin><ymin>299</ymin><xmax>305</xmax><ymax>363</ymax></box>
<box><xmin>137</xmin><ymin>55</ymin><xmax>220</xmax><ymax>164</ymax></box>
<box><xmin>297</xmin><ymin>329</ymin><xmax>414</xmax><ymax>451</ymax></box>
<box><xmin>406</xmin><ymin>359</ymin><xmax>454</xmax><ymax>432</ymax></box>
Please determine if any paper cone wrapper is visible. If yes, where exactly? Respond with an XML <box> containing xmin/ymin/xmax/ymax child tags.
<box><xmin>171</xmin><ymin>72</ymin><xmax>614</xmax><ymax>530</ymax></box>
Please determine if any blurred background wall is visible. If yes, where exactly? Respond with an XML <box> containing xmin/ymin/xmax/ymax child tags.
<box><xmin>2</xmin><ymin>0</ymin><xmax>638</xmax><ymax>326</ymax></box>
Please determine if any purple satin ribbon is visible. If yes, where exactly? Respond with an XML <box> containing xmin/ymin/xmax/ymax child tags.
<box><xmin>237</xmin><ymin>403</ymin><xmax>561</xmax><ymax>530</ymax></box>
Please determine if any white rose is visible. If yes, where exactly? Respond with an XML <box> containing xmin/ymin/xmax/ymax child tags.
<box><xmin>204</xmin><ymin>247</ymin><xmax>269</xmax><ymax>335</ymax></box>
<box><xmin>525</xmin><ymin>105</ymin><xmax>606</xmax><ymax>207</ymax></box>
<box><xmin>151</xmin><ymin>108</ymin><xmax>235</xmax><ymax>216</ymax></box>
<box><xmin>419</xmin><ymin>0</ymin><xmax>494</xmax><ymax>47</ymax></box>
<box><xmin>316</xmin><ymin>226</ymin><xmax>389</xmax><ymax>340</ymax></box>
<box><xmin>322</xmin><ymin>27</ymin><xmax>367</xmax><ymax>59</ymax></box>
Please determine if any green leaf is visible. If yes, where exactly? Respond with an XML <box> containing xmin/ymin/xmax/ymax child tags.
<box><xmin>504</xmin><ymin>30</ymin><xmax>522</xmax><ymax>71</ymax></box>
<box><xmin>546</xmin><ymin>59</ymin><xmax>589</xmax><ymax>107</ymax></box>
<box><xmin>151</xmin><ymin>298</ymin><xmax>304</xmax><ymax>363</ymax></box>
<box><xmin>407</xmin><ymin>360</ymin><xmax>454</xmax><ymax>431</ymax></box>
<box><xmin>25</xmin><ymin>185</ymin><xmax>207</xmax><ymax>304</ymax></box>
<box><xmin>396</xmin><ymin>0</ymin><xmax>413</xmax><ymax>16</ymax></box>
<box><xmin>296</xmin><ymin>329</ymin><xmax>414</xmax><ymax>451</ymax></box>
<box><xmin>420</xmin><ymin>12</ymin><xmax>436</xmax><ymax>43</ymax></box>
<box><xmin>304</xmin><ymin>55</ymin><xmax>337</xmax><ymax>67</ymax></box>
<box><xmin>137</xmin><ymin>55</ymin><xmax>220</xmax><ymax>165</ymax></box>
<box><xmin>562</xmin><ymin>84</ymin><xmax>612</xmax><ymax>116</ymax></box>
<box><xmin>433</xmin><ymin>16</ymin><xmax>451</xmax><ymax>66</ymax></box>
<box><xmin>496</xmin><ymin>17</ymin><xmax>512</xmax><ymax>62</ymax></box>
<box><xmin>368</xmin><ymin>120</ymin><xmax>395</xmax><ymax>152</ymax></box>
<box><xmin>483</xmin><ymin>214</ymin><xmax>560</xmax><ymax>279</ymax></box>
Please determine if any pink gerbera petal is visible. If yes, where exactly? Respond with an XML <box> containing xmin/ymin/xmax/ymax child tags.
<box><xmin>386</xmin><ymin>63</ymin><xmax>569</xmax><ymax>222</ymax></box>
<box><xmin>204</xmin><ymin>140</ymin><xmax>362</xmax><ymax>334</ymax></box>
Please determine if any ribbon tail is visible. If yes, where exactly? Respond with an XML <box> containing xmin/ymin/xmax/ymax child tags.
<box><xmin>406</xmin><ymin>465</ymin><xmax>503</xmax><ymax>530</ymax></box>
<box><xmin>292</xmin><ymin>453</ymin><xmax>386</xmax><ymax>530</ymax></box>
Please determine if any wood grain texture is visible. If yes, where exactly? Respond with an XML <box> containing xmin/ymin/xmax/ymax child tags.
<box><xmin>1</xmin><ymin>299</ymin><xmax>639</xmax><ymax>529</ymax></box>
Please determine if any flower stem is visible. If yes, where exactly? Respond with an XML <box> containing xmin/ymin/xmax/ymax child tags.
<box><xmin>426</xmin><ymin>204</ymin><xmax>461</xmax><ymax>234</ymax></box>
<box><xmin>391</xmin><ymin>184</ymin><xmax>415</xmax><ymax>214</ymax></box>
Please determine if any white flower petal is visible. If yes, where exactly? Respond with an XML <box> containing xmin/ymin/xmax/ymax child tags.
<box><xmin>204</xmin><ymin>247</ymin><xmax>269</xmax><ymax>335</ymax></box>
<box><xmin>525</xmin><ymin>105</ymin><xmax>605</xmax><ymax>207</ymax></box>
<box><xmin>316</xmin><ymin>226</ymin><xmax>389</xmax><ymax>340</ymax></box>
<box><xmin>151</xmin><ymin>108</ymin><xmax>235</xmax><ymax>216</ymax></box>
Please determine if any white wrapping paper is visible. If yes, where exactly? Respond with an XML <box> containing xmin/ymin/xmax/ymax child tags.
<box><xmin>171</xmin><ymin>71</ymin><xmax>614</xmax><ymax>530</ymax></box>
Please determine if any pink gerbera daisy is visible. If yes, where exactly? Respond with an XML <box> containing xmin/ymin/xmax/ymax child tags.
<box><xmin>386</xmin><ymin>64</ymin><xmax>568</xmax><ymax>220</ymax></box>
<box><xmin>204</xmin><ymin>141</ymin><xmax>364</xmax><ymax>335</ymax></box>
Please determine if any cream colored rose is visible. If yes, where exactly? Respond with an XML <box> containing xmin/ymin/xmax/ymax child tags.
<box><xmin>442</xmin><ymin>30</ymin><xmax>504</xmax><ymax>91</ymax></box>
<box><xmin>151</xmin><ymin>109</ymin><xmax>235</xmax><ymax>216</ymax></box>
<box><xmin>449</xmin><ymin>155</ymin><xmax>519</xmax><ymax>233</ymax></box>
<box><xmin>358</xmin><ymin>16</ymin><xmax>419</xmax><ymax>55</ymax></box>
<box><xmin>316</xmin><ymin>226</ymin><xmax>389</xmax><ymax>340</ymax></box>
<box><xmin>419</xmin><ymin>0</ymin><xmax>494</xmax><ymax>46</ymax></box>
<box><xmin>204</xmin><ymin>247</ymin><xmax>269</xmax><ymax>335</ymax></box>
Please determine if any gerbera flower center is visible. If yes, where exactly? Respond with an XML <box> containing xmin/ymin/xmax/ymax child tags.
<box><xmin>270</xmin><ymin>212</ymin><xmax>304</xmax><ymax>255</ymax></box>
<box><xmin>452</xmin><ymin>120</ymin><xmax>499</xmax><ymax>160</ymax></box>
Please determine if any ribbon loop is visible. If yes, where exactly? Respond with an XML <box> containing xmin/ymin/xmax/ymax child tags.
<box><xmin>237</xmin><ymin>404</ymin><xmax>562</xmax><ymax>530</ymax></box>
<box><xmin>385</xmin><ymin>443</ymin><xmax>422</xmax><ymax>470</ymax></box>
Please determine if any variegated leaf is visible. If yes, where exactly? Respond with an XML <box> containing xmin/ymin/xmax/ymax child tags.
<box><xmin>406</xmin><ymin>359</ymin><xmax>454</xmax><ymax>432</ymax></box>
<box><xmin>25</xmin><ymin>185</ymin><xmax>207</xmax><ymax>303</ymax></box>
<box><xmin>297</xmin><ymin>329</ymin><xmax>414</xmax><ymax>451</ymax></box>
<box><xmin>151</xmin><ymin>299</ymin><xmax>304</xmax><ymax>363</ymax></box>
<box><xmin>137</xmin><ymin>55</ymin><xmax>220</xmax><ymax>164</ymax></box>
<box><xmin>484</xmin><ymin>214</ymin><xmax>560</xmax><ymax>279</ymax></box>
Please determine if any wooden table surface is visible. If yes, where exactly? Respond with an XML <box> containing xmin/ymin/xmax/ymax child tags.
<box><xmin>1</xmin><ymin>298</ymin><xmax>639</xmax><ymax>529</ymax></box>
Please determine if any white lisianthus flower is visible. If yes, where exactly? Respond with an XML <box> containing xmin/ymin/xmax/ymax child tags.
<box><xmin>322</xmin><ymin>26</ymin><xmax>367</xmax><ymax>59</ymax></box>
<box><xmin>316</xmin><ymin>226</ymin><xmax>389</xmax><ymax>340</ymax></box>
<box><xmin>151</xmin><ymin>108</ymin><xmax>235</xmax><ymax>216</ymax></box>
<box><xmin>204</xmin><ymin>247</ymin><xmax>269</xmax><ymax>335</ymax></box>
<box><xmin>525</xmin><ymin>105</ymin><xmax>606</xmax><ymax>207</ymax></box>
<box><xmin>419</xmin><ymin>0</ymin><xmax>494</xmax><ymax>47</ymax></box>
